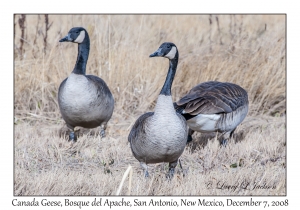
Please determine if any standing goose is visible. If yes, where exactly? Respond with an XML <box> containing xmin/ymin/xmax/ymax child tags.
<box><xmin>128</xmin><ymin>42</ymin><xmax>188</xmax><ymax>178</ymax></box>
<box><xmin>58</xmin><ymin>27</ymin><xmax>114</xmax><ymax>142</ymax></box>
<box><xmin>174</xmin><ymin>81</ymin><xmax>248</xmax><ymax>145</ymax></box>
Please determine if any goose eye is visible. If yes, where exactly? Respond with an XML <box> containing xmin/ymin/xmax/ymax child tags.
<box><xmin>167</xmin><ymin>45</ymin><xmax>171</xmax><ymax>48</ymax></box>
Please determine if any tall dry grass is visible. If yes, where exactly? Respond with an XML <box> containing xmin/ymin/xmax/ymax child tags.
<box><xmin>14</xmin><ymin>14</ymin><xmax>286</xmax><ymax>195</ymax></box>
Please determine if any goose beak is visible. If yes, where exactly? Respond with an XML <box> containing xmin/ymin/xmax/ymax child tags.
<box><xmin>59</xmin><ymin>34</ymin><xmax>72</xmax><ymax>42</ymax></box>
<box><xmin>149</xmin><ymin>48</ymin><xmax>163</xmax><ymax>57</ymax></box>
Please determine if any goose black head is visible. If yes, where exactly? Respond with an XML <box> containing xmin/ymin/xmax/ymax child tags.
<box><xmin>59</xmin><ymin>27</ymin><xmax>87</xmax><ymax>44</ymax></box>
<box><xmin>149</xmin><ymin>42</ymin><xmax>178</xmax><ymax>60</ymax></box>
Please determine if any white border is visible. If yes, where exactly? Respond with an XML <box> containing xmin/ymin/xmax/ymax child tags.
<box><xmin>2</xmin><ymin>0</ymin><xmax>298</xmax><ymax>209</ymax></box>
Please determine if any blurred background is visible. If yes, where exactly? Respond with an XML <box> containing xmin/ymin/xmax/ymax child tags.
<box><xmin>14</xmin><ymin>15</ymin><xmax>285</xmax><ymax>121</ymax></box>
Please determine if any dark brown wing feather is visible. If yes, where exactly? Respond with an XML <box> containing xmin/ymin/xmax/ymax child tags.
<box><xmin>58</xmin><ymin>78</ymin><xmax>67</xmax><ymax>94</ymax></box>
<box><xmin>176</xmin><ymin>81</ymin><xmax>248</xmax><ymax>115</ymax></box>
<box><xmin>128</xmin><ymin>112</ymin><xmax>154</xmax><ymax>142</ymax></box>
<box><xmin>58</xmin><ymin>78</ymin><xmax>68</xmax><ymax>108</ymax></box>
<box><xmin>85</xmin><ymin>75</ymin><xmax>114</xmax><ymax>99</ymax></box>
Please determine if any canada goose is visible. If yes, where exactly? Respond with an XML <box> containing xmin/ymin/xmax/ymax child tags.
<box><xmin>58</xmin><ymin>27</ymin><xmax>114</xmax><ymax>142</ymax></box>
<box><xmin>128</xmin><ymin>42</ymin><xmax>188</xmax><ymax>178</ymax></box>
<box><xmin>174</xmin><ymin>81</ymin><xmax>248</xmax><ymax>145</ymax></box>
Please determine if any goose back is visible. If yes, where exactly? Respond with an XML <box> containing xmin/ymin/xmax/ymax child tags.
<box><xmin>175</xmin><ymin>81</ymin><xmax>248</xmax><ymax>134</ymax></box>
<box><xmin>176</xmin><ymin>81</ymin><xmax>248</xmax><ymax>115</ymax></box>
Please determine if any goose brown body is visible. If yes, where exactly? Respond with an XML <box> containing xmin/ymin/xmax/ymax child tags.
<box><xmin>58</xmin><ymin>73</ymin><xmax>114</xmax><ymax>129</ymax></box>
<box><xmin>174</xmin><ymin>81</ymin><xmax>248</xmax><ymax>144</ymax></box>
<box><xmin>129</xmin><ymin>95</ymin><xmax>188</xmax><ymax>164</ymax></box>
<box><xmin>128</xmin><ymin>42</ymin><xmax>188</xmax><ymax>177</ymax></box>
<box><xmin>58</xmin><ymin>27</ymin><xmax>114</xmax><ymax>141</ymax></box>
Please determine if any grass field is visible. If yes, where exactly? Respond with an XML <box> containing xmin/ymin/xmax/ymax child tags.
<box><xmin>14</xmin><ymin>14</ymin><xmax>286</xmax><ymax>195</ymax></box>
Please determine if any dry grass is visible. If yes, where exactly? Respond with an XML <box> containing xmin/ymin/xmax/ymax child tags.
<box><xmin>14</xmin><ymin>14</ymin><xmax>286</xmax><ymax>195</ymax></box>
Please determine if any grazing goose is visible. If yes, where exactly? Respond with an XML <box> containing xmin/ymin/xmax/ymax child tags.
<box><xmin>58</xmin><ymin>27</ymin><xmax>114</xmax><ymax>142</ymax></box>
<box><xmin>174</xmin><ymin>81</ymin><xmax>248</xmax><ymax>145</ymax></box>
<box><xmin>128</xmin><ymin>42</ymin><xmax>188</xmax><ymax>178</ymax></box>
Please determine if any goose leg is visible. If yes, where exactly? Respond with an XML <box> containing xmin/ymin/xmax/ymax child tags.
<box><xmin>67</xmin><ymin>125</ymin><xmax>77</xmax><ymax>143</ymax></box>
<box><xmin>187</xmin><ymin>128</ymin><xmax>194</xmax><ymax>144</ymax></box>
<box><xmin>140</xmin><ymin>162</ymin><xmax>149</xmax><ymax>177</ymax></box>
<box><xmin>178</xmin><ymin>158</ymin><xmax>183</xmax><ymax>170</ymax></box>
<box><xmin>178</xmin><ymin>158</ymin><xmax>188</xmax><ymax>177</ymax></box>
<box><xmin>229</xmin><ymin>128</ymin><xmax>236</xmax><ymax>139</ymax></box>
<box><xmin>69</xmin><ymin>132</ymin><xmax>77</xmax><ymax>142</ymax></box>
<box><xmin>99</xmin><ymin>123</ymin><xmax>107</xmax><ymax>138</ymax></box>
<box><xmin>167</xmin><ymin>160</ymin><xmax>178</xmax><ymax>179</ymax></box>
<box><xmin>220</xmin><ymin>138</ymin><xmax>227</xmax><ymax>146</ymax></box>
<box><xmin>220</xmin><ymin>128</ymin><xmax>237</xmax><ymax>146</ymax></box>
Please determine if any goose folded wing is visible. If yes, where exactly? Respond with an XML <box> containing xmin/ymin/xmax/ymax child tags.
<box><xmin>176</xmin><ymin>82</ymin><xmax>247</xmax><ymax>116</ymax></box>
<box><xmin>128</xmin><ymin>112</ymin><xmax>154</xmax><ymax>142</ymax></box>
<box><xmin>85</xmin><ymin>75</ymin><xmax>116</xmax><ymax>103</ymax></box>
<box><xmin>86</xmin><ymin>75</ymin><xmax>110</xmax><ymax>90</ymax></box>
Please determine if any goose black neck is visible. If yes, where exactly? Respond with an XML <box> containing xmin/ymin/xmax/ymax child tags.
<box><xmin>159</xmin><ymin>57</ymin><xmax>178</xmax><ymax>96</ymax></box>
<box><xmin>72</xmin><ymin>35</ymin><xmax>90</xmax><ymax>75</ymax></box>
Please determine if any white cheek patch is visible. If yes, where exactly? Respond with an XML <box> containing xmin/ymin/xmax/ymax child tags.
<box><xmin>74</xmin><ymin>30</ymin><xmax>85</xmax><ymax>43</ymax></box>
<box><xmin>164</xmin><ymin>46</ymin><xmax>177</xmax><ymax>59</ymax></box>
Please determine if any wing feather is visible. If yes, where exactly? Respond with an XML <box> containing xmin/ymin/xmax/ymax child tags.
<box><xmin>85</xmin><ymin>75</ymin><xmax>114</xmax><ymax>100</ymax></box>
<box><xmin>128</xmin><ymin>112</ymin><xmax>154</xmax><ymax>142</ymax></box>
<box><xmin>176</xmin><ymin>81</ymin><xmax>248</xmax><ymax>116</ymax></box>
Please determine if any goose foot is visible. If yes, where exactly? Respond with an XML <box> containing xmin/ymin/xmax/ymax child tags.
<box><xmin>167</xmin><ymin>168</ymin><xmax>175</xmax><ymax>179</ymax></box>
<box><xmin>69</xmin><ymin>131</ymin><xmax>77</xmax><ymax>143</ymax></box>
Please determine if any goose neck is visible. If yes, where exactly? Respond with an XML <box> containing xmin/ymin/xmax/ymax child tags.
<box><xmin>159</xmin><ymin>58</ymin><xmax>178</xmax><ymax>96</ymax></box>
<box><xmin>72</xmin><ymin>37</ymin><xmax>90</xmax><ymax>75</ymax></box>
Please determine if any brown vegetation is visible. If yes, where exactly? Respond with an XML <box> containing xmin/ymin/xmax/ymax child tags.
<box><xmin>14</xmin><ymin>14</ymin><xmax>286</xmax><ymax>195</ymax></box>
